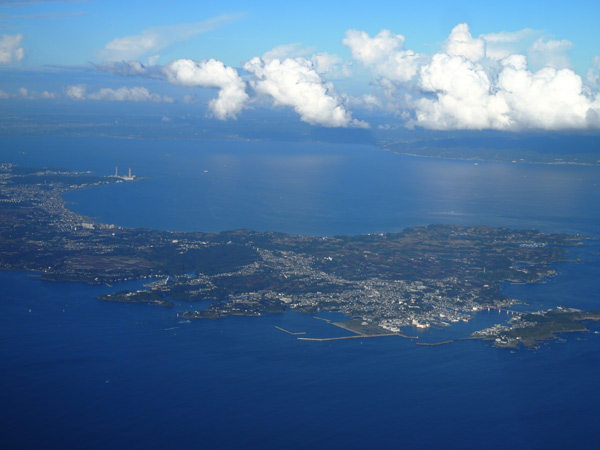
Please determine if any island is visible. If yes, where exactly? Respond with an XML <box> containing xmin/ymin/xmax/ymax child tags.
<box><xmin>471</xmin><ymin>308</ymin><xmax>600</xmax><ymax>348</ymax></box>
<box><xmin>1</xmin><ymin>162</ymin><xmax>598</xmax><ymax>349</ymax></box>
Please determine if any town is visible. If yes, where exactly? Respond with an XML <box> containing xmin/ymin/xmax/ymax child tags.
<box><xmin>1</xmin><ymin>162</ymin><xmax>597</xmax><ymax>348</ymax></box>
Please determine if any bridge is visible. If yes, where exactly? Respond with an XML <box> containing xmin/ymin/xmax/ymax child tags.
<box><xmin>484</xmin><ymin>306</ymin><xmax>522</xmax><ymax>316</ymax></box>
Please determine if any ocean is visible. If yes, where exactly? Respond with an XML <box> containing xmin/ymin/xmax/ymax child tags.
<box><xmin>1</xmin><ymin>136</ymin><xmax>600</xmax><ymax>449</ymax></box>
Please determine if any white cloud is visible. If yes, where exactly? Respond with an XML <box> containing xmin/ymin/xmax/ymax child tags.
<box><xmin>96</xmin><ymin>46</ymin><xmax>359</xmax><ymax>126</ymax></box>
<box><xmin>243</xmin><ymin>56</ymin><xmax>367</xmax><ymax>128</ymax></box>
<box><xmin>99</xmin><ymin>14</ymin><xmax>242</xmax><ymax>61</ymax></box>
<box><xmin>442</xmin><ymin>23</ymin><xmax>485</xmax><ymax>62</ymax></box>
<box><xmin>412</xmin><ymin>53</ymin><xmax>600</xmax><ymax>131</ymax></box>
<box><xmin>343</xmin><ymin>29</ymin><xmax>404</xmax><ymax>66</ymax></box>
<box><xmin>39</xmin><ymin>90</ymin><xmax>56</xmax><ymax>99</ymax></box>
<box><xmin>343</xmin><ymin>29</ymin><xmax>422</xmax><ymax>81</ymax></box>
<box><xmin>0</xmin><ymin>33</ymin><xmax>24</xmax><ymax>64</ymax></box>
<box><xmin>311</xmin><ymin>52</ymin><xmax>347</xmax><ymax>76</ymax></box>
<box><xmin>502</xmin><ymin>54</ymin><xmax>528</xmax><ymax>71</ymax></box>
<box><xmin>528</xmin><ymin>38</ymin><xmax>573</xmax><ymax>70</ymax></box>
<box><xmin>345</xmin><ymin>23</ymin><xmax>600</xmax><ymax>131</ymax></box>
<box><xmin>65</xmin><ymin>84</ymin><xmax>86</xmax><ymax>100</ymax></box>
<box><xmin>0</xmin><ymin>87</ymin><xmax>58</xmax><ymax>99</ymax></box>
<box><xmin>414</xmin><ymin>53</ymin><xmax>511</xmax><ymax>130</ymax></box>
<box><xmin>65</xmin><ymin>85</ymin><xmax>173</xmax><ymax>103</ymax></box>
<box><xmin>482</xmin><ymin>29</ymin><xmax>573</xmax><ymax>69</ymax></box>
<box><xmin>419</xmin><ymin>53</ymin><xmax>488</xmax><ymax>95</ymax></box>
<box><xmin>497</xmin><ymin>64</ymin><xmax>597</xmax><ymax>129</ymax></box>
<box><xmin>162</xmin><ymin>58</ymin><xmax>248</xmax><ymax>119</ymax></box>
<box><xmin>481</xmin><ymin>28</ymin><xmax>535</xmax><ymax>60</ymax></box>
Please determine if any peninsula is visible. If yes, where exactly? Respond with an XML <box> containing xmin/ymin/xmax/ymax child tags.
<box><xmin>1</xmin><ymin>162</ymin><xmax>598</xmax><ymax>349</ymax></box>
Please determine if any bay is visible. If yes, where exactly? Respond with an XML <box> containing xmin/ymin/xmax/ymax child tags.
<box><xmin>1</xmin><ymin>136</ymin><xmax>600</xmax><ymax>449</ymax></box>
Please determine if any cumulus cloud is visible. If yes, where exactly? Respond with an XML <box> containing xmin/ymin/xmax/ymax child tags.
<box><xmin>414</xmin><ymin>52</ymin><xmax>511</xmax><ymax>130</ymax></box>
<box><xmin>95</xmin><ymin>44</ymin><xmax>360</xmax><ymax>126</ymax></box>
<box><xmin>16</xmin><ymin>87</ymin><xmax>57</xmax><ymax>99</ymax></box>
<box><xmin>528</xmin><ymin>38</ymin><xmax>574</xmax><ymax>70</ymax></box>
<box><xmin>39</xmin><ymin>90</ymin><xmax>56</xmax><ymax>99</ymax></box>
<box><xmin>442</xmin><ymin>23</ymin><xmax>485</xmax><ymax>62</ymax></box>
<box><xmin>311</xmin><ymin>52</ymin><xmax>349</xmax><ymax>76</ymax></box>
<box><xmin>162</xmin><ymin>58</ymin><xmax>248</xmax><ymax>119</ymax></box>
<box><xmin>64</xmin><ymin>84</ymin><xmax>86</xmax><ymax>100</ymax></box>
<box><xmin>0</xmin><ymin>33</ymin><xmax>24</xmax><ymax>64</ymax></box>
<box><xmin>94</xmin><ymin>57</ymin><xmax>250</xmax><ymax>120</ymax></box>
<box><xmin>343</xmin><ymin>29</ymin><xmax>423</xmax><ymax>81</ymax></box>
<box><xmin>481</xmin><ymin>28</ymin><xmax>535</xmax><ymax>60</ymax></box>
<box><xmin>413</xmin><ymin>26</ymin><xmax>599</xmax><ymax>130</ymax></box>
<box><xmin>347</xmin><ymin>23</ymin><xmax>600</xmax><ymax>131</ymax></box>
<box><xmin>59</xmin><ymin>21</ymin><xmax>600</xmax><ymax>131</ymax></box>
<box><xmin>99</xmin><ymin>14</ymin><xmax>242</xmax><ymax>61</ymax></box>
<box><xmin>0</xmin><ymin>87</ymin><xmax>58</xmax><ymax>99</ymax></box>
<box><xmin>497</xmin><ymin>63</ymin><xmax>598</xmax><ymax>129</ymax></box>
<box><xmin>65</xmin><ymin>85</ymin><xmax>173</xmax><ymax>103</ymax></box>
<box><xmin>413</xmin><ymin>53</ymin><xmax>600</xmax><ymax>130</ymax></box>
<box><xmin>243</xmin><ymin>56</ymin><xmax>367</xmax><ymax>128</ymax></box>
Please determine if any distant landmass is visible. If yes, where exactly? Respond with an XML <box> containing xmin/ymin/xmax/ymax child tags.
<box><xmin>379</xmin><ymin>133</ymin><xmax>600</xmax><ymax>165</ymax></box>
<box><xmin>1</xmin><ymin>162</ymin><xmax>598</xmax><ymax>349</ymax></box>
<box><xmin>2</xmin><ymin>106</ymin><xmax>599</xmax><ymax>165</ymax></box>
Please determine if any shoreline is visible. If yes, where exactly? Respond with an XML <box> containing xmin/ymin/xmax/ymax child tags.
<box><xmin>380</xmin><ymin>148</ymin><xmax>599</xmax><ymax>167</ymax></box>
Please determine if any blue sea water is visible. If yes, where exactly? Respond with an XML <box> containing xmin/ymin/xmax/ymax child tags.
<box><xmin>1</xmin><ymin>136</ymin><xmax>600</xmax><ymax>449</ymax></box>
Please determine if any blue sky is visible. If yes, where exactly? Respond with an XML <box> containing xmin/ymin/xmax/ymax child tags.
<box><xmin>1</xmin><ymin>0</ymin><xmax>600</xmax><ymax>131</ymax></box>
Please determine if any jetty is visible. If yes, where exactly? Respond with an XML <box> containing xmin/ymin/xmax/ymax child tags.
<box><xmin>274</xmin><ymin>326</ymin><xmax>306</xmax><ymax>336</ymax></box>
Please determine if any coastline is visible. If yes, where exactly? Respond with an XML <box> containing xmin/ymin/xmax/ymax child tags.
<box><xmin>380</xmin><ymin>148</ymin><xmax>600</xmax><ymax>167</ymax></box>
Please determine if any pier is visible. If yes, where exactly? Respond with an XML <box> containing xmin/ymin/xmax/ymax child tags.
<box><xmin>274</xmin><ymin>326</ymin><xmax>306</xmax><ymax>336</ymax></box>
<box><xmin>297</xmin><ymin>333</ymin><xmax>399</xmax><ymax>342</ymax></box>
